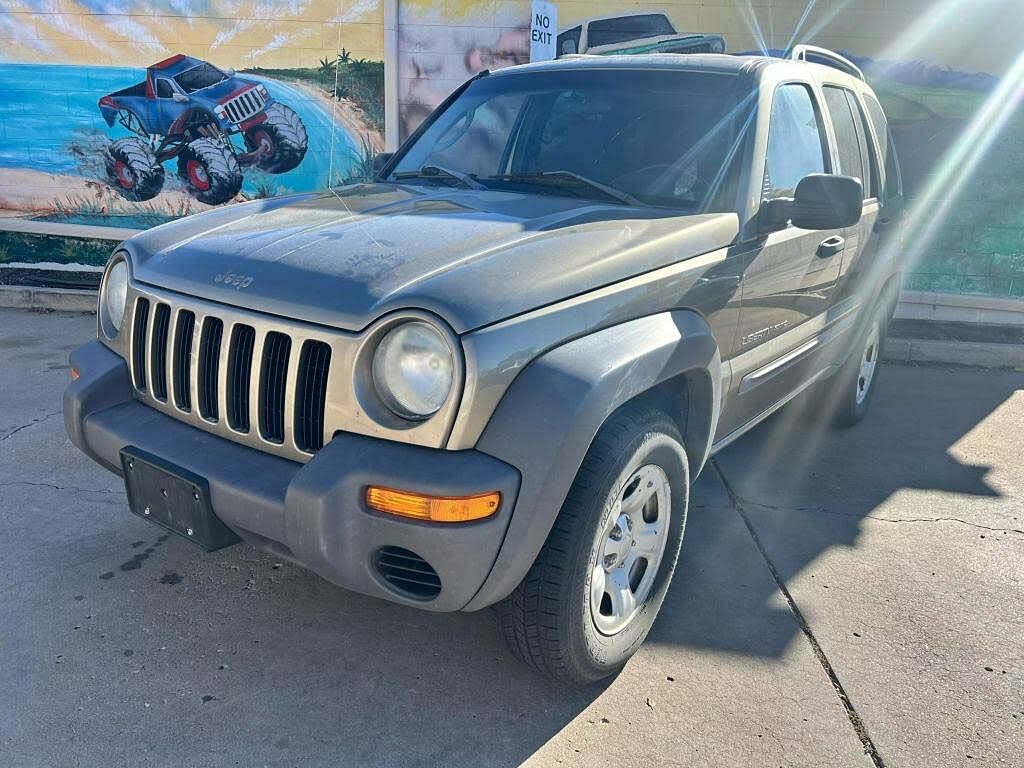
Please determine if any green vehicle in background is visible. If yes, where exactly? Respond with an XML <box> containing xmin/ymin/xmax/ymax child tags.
<box><xmin>556</xmin><ymin>11</ymin><xmax>725</xmax><ymax>58</ymax></box>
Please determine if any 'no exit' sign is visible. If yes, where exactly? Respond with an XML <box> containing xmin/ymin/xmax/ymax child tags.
<box><xmin>530</xmin><ymin>1</ymin><xmax>558</xmax><ymax>62</ymax></box>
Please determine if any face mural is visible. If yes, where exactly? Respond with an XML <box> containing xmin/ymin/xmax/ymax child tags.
<box><xmin>0</xmin><ymin>0</ymin><xmax>385</xmax><ymax>229</ymax></box>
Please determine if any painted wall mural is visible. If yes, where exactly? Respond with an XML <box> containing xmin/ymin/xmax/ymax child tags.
<box><xmin>0</xmin><ymin>0</ymin><xmax>385</xmax><ymax>229</ymax></box>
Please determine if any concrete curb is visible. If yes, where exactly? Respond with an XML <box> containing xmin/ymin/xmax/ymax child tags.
<box><xmin>884</xmin><ymin>337</ymin><xmax>1024</xmax><ymax>369</ymax></box>
<box><xmin>0</xmin><ymin>285</ymin><xmax>96</xmax><ymax>313</ymax></box>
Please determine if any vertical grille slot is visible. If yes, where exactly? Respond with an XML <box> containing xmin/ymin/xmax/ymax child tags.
<box><xmin>149</xmin><ymin>303</ymin><xmax>171</xmax><ymax>401</ymax></box>
<box><xmin>294</xmin><ymin>340</ymin><xmax>331</xmax><ymax>452</ymax></box>
<box><xmin>258</xmin><ymin>331</ymin><xmax>292</xmax><ymax>444</ymax></box>
<box><xmin>131</xmin><ymin>298</ymin><xmax>150</xmax><ymax>391</ymax></box>
<box><xmin>197</xmin><ymin>317</ymin><xmax>223</xmax><ymax>421</ymax></box>
<box><xmin>227</xmin><ymin>324</ymin><xmax>256</xmax><ymax>432</ymax></box>
<box><xmin>172</xmin><ymin>310</ymin><xmax>195</xmax><ymax>411</ymax></box>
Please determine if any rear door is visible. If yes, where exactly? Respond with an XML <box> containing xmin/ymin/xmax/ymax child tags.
<box><xmin>820</xmin><ymin>84</ymin><xmax>880</xmax><ymax>309</ymax></box>
<box><xmin>718</xmin><ymin>81</ymin><xmax>844</xmax><ymax>437</ymax></box>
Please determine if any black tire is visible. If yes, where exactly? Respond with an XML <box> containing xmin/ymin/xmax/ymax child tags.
<box><xmin>104</xmin><ymin>137</ymin><xmax>164</xmax><ymax>202</ymax></box>
<box><xmin>497</xmin><ymin>405</ymin><xmax>690</xmax><ymax>686</ymax></box>
<box><xmin>176</xmin><ymin>138</ymin><xmax>243</xmax><ymax>205</ymax></box>
<box><xmin>812</xmin><ymin>302</ymin><xmax>889</xmax><ymax>428</ymax></box>
<box><xmin>245</xmin><ymin>103</ymin><xmax>308</xmax><ymax>174</ymax></box>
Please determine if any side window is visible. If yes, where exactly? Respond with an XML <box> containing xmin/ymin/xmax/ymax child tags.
<box><xmin>156</xmin><ymin>78</ymin><xmax>174</xmax><ymax>99</ymax></box>
<box><xmin>557</xmin><ymin>26</ymin><xmax>581</xmax><ymax>56</ymax></box>
<box><xmin>763</xmin><ymin>83</ymin><xmax>827</xmax><ymax>200</ymax></box>
<box><xmin>848</xmin><ymin>92</ymin><xmax>879</xmax><ymax>199</ymax></box>
<box><xmin>863</xmin><ymin>94</ymin><xmax>902</xmax><ymax>202</ymax></box>
<box><xmin>823</xmin><ymin>85</ymin><xmax>869</xmax><ymax>198</ymax></box>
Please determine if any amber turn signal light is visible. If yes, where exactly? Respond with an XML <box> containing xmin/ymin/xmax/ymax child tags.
<box><xmin>70</xmin><ymin>366</ymin><xmax>80</xmax><ymax>381</ymax></box>
<box><xmin>365</xmin><ymin>486</ymin><xmax>500</xmax><ymax>523</ymax></box>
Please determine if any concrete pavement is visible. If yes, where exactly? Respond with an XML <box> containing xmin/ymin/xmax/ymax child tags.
<box><xmin>0</xmin><ymin>308</ymin><xmax>1021</xmax><ymax>767</ymax></box>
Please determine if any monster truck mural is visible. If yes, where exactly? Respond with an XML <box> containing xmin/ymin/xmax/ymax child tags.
<box><xmin>98</xmin><ymin>54</ymin><xmax>308</xmax><ymax>206</ymax></box>
<box><xmin>555</xmin><ymin>12</ymin><xmax>725</xmax><ymax>57</ymax></box>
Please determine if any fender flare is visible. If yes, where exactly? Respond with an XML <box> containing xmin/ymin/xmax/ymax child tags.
<box><xmin>463</xmin><ymin>309</ymin><xmax>722</xmax><ymax>610</ymax></box>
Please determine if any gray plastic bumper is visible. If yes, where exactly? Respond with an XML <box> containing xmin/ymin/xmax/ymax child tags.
<box><xmin>64</xmin><ymin>341</ymin><xmax>520</xmax><ymax>612</ymax></box>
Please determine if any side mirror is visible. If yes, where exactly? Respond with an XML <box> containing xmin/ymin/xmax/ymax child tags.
<box><xmin>172</xmin><ymin>91</ymin><xmax>188</xmax><ymax>104</ymax></box>
<box><xmin>790</xmin><ymin>174</ymin><xmax>863</xmax><ymax>230</ymax></box>
<box><xmin>225</xmin><ymin>67</ymin><xmax>236</xmax><ymax>76</ymax></box>
<box><xmin>371</xmin><ymin>152</ymin><xmax>394</xmax><ymax>176</ymax></box>
<box><xmin>758</xmin><ymin>174</ymin><xmax>863</xmax><ymax>234</ymax></box>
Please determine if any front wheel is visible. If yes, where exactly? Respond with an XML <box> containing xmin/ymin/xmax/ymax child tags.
<box><xmin>245</xmin><ymin>103</ymin><xmax>308</xmax><ymax>174</ymax></box>
<box><xmin>176</xmin><ymin>138</ymin><xmax>243</xmax><ymax>205</ymax></box>
<box><xmin>497</xmin><ymin>405</ymin><xmax>689</xmax><ymax>686</ymax></box>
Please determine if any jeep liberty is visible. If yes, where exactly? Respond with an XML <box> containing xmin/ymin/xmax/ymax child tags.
<box><xmin>65</xmin><ymin>49</ymin><xmax>904</xmax><ymax>685</ymax></box>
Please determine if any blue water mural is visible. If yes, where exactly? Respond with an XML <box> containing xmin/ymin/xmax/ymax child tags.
<box><xmin>0</xmin><ymin>63</ymin><xmax>362</xmax><ymax>198</ymax></box>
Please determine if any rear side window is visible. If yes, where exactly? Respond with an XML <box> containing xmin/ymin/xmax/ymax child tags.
<box><xmin>156</xmin><ymin>78</ymin><xmax>175</xmax><ymax>99</ymax></box>
<box><xmin>863</xmin><ymin>94</ymin><xmax>902</xmax><ymax>201</ymax></box>
<box><xmin>763</xmin><ymin>83</ymin><xmax>827</xmax><ymax>200</ymax></box>
<box><xmin>823</xmin><ymin>85</ymin><xmax>870</xmax><ymax>198</ymax></box>
<box><xmin>557</xmin><ymin>26</ymin><xmax>581</xmax><ymax>55</ymax></box>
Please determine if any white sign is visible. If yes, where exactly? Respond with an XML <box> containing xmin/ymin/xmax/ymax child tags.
<box><xmin>530</xmin><ymin>1</ymin><xmax>558</xmax><ymax>62</ymax></box>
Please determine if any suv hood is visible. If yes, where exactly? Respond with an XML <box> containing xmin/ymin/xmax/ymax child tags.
<box><xmin>127</xmin><ymin>184</ymin><xmax>739</xmax><ymax>333</ymax></box>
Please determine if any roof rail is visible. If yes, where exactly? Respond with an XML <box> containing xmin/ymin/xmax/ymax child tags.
<box><xmin>789</xmin><ymin>45</ymin><xmax>864</xmax><ymax>81</ymax></box>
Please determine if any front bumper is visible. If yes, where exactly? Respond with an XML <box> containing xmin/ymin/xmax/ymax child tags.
<box><xmin>64</xmin><ymin>341</ymin><xmax>520</xmax><ymax>612</ymax></box>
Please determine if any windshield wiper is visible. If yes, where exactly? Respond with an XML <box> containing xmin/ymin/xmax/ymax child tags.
<box><xmin>392</xmin><ymin>164</ymin><xmax>485</xmax><ymax>190</ymax></box>
<box><xmin>482</xmin><ymin>171</ymin><xmax>642</xmax><ymax>206</ymax></box>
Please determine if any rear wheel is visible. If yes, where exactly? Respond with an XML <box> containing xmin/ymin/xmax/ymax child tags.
<box><xmin>497</xmin><ymin>405</ymin><xmax>689</xmax><ymax>686</ymax></box>
<box><xmin>807</xmin><ymin>302</ymin><xmax>889</xmax><ymax>428</ymax></box>
<box><xmin>104</xmin><ymin>137</ymin><xmax>164</xmax><ymax>202</ymax></box>
<box><xmin>245</xmin><ymin>103</ymin><xmax>307</xmax><ymax>174</ymax></box>
<box><xmin>176</xmin><ymin>139</ymin><xmax>242</xmax><ymax>205</ymax></box>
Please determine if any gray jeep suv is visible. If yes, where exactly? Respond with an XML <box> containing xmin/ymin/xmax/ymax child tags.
<box><xmin>65</xmin><ymin>49</ymin><xmax>903</xmax><ymax>685</ymax></box>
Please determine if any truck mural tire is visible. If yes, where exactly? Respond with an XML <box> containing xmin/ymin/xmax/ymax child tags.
<box><xmin>104</xmin><ymin>138</ymin><xmax>165</xmax><ymax>202</ymax></box>
<box><xmin>244</xmin><ymin>103</ymin><xmax>308</xmax><ymax>174</ymax></box>
<box><xmin>176</xmin><ymin>138</ymin><xmax>243</xmax><ymax>205</ymax></box>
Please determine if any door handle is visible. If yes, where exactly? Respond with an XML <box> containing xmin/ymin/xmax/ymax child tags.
<box><xmin>817</xmin><ymin>235</ymin><xmax>845</xmax><ymax>258</ymax></box>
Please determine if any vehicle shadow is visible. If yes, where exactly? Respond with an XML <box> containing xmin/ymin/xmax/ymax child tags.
<box><xmin>650</xmin><ymin>362</ymin><xmax>1015</xmax><ymax>659</ymax></box>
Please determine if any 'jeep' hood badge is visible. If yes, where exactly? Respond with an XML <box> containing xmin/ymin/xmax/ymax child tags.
<box><xmin>214</xmin><ymin>271</ymin><xmax>254</xmax><ymax>290</ymax></box>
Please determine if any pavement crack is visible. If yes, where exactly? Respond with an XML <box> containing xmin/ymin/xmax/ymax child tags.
<box><xmin>814</xmin><ymin>507</ymin><xmax>1024</xmax><ymax>536</ymax></box>
<box><xmin>711</xmin><ymin>459</ymin><xmax>887</xmax><ymax>768</ymax></box>
<box><xmin>0</xmin><ymin>480</ymin><xmax>119</xmax><ymax>495</ymax></box>
<box><xmin>0</xmin><ymin>411</ymin><xmax>60</xmax><ymax>442</ymax></box>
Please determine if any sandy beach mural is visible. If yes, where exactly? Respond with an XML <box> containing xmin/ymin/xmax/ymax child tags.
<box><xmin>0</xmin><ymin>0</ymin><xmax>385</xmax><ymax>228</ymax></box>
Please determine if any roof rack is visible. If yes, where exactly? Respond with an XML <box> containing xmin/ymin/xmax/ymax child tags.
<box><xmin>789</xmin><ymin>45</ymin><xmax>864</xmax><ymax>81</ymax></box>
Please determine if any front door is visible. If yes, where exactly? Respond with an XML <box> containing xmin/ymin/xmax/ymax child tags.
<box><xmin>718</xmin><ymin>82</ymin><xmax>845</xmax><ymax>438</ymax></box>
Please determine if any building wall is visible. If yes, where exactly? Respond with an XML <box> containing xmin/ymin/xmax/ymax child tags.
<box><xmin>397</xmin><ymin>0</ymin><xmax>1024</xmax><ymax>299</ymax></box>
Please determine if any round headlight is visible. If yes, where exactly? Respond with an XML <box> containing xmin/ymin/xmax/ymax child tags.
<box><xmin>101</xmin><ymin>258</ymin><xmax>128</xmax><ymax>337</ymax></box>
<box><xmin>372</xmin><ymin>321</ymin><xmax>454</xmax><ymax>420</ymax></box>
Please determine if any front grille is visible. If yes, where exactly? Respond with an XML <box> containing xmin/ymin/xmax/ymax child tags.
<box><xmin>128</xmin><ymin>294</ymin><xmax>340</xmax><ymax>461</ymax></box>
<box><xmin>222</xmin><ymin>87</ymin><xmax>266</xmax><ymax>124</ymax></box>
<box><xmin>375</xmin><ymin>547</ymin><xmax>442</xmax><ymax>600</ymax></box>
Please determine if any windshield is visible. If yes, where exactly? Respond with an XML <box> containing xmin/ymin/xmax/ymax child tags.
<box><xmin>389</xmin><ymin>69</ymin><xmax>752</xmax><ymax>212</ymax></box>
<box><xmin>587</xmin><ymin>14</ymin><xmax>676</xmax><ymax>47</ymax></box>
<box><xmin>175</xmin><ymin>63</ymin><xmax>228</xmax><ymax>93</ymax></box>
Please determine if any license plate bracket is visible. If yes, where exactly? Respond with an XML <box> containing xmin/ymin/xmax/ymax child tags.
<box><xmin>120</xmin><ymin>446</ymin><xmax>240</xmax><ymax>551</ymax></box>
